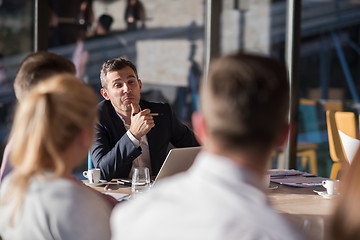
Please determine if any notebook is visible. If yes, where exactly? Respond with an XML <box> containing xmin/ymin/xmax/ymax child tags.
<box><xmin>153</xmin><ymin>146</ymin><xmax>201</xmax><ymax>184</ymax></box>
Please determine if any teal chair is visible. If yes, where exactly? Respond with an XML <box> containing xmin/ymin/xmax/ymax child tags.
<box><xmin>88</xmin><ymin>151</ymin><xmax>94</xmax><ymax>169</ymax></box>
<box><xmin>296</xmin><ymin>99</ymin><xmax>323</xmax><ymax>174</ymax></box>
<box><xmin>273</xmin><ymin>99</ymin><xmax>321</xmax><ymax>174</ymax></box>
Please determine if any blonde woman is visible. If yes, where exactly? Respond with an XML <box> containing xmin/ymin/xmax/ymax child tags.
<box><xmin>0</xmin><ymin>74</ymin><xmax>111</xmax><ymax>239</ymax></box>
<box><xmin>331</xmin><ymin>154</ymin><xmax>360</xmax><ymax>240</ymax></box>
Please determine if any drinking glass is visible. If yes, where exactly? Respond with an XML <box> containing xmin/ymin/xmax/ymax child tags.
<box><xmin>131</xmin><ymin>167</ymin><xmax>151</xmax><ymax>194</ymax></box>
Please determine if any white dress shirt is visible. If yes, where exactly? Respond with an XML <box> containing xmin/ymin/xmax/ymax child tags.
<box><xmin>116</xmin><ymin>113</ymin><xmax>151</xmax><ymax>177</ymax></box>
<box><xmin>111</xmin><ymin>151</ymin><xmax>304</xmax><ymax>240</ymax></box>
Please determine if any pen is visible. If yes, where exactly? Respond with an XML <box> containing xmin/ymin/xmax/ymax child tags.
<box><xmin>117</xmin><ymin>179</ymin><xmax>132</xmax><ymax>186</ymax></box>
<box><xmin>132</xmin><ymin>112</ymin><xmax>163</xmax><ymax>116</ymax></box>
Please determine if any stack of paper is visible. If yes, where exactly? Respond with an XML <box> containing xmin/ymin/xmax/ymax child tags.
<box><xmin>269</xmin><ymin>170</ymin><xmax>325</xmax><ymax>188</ymax></box>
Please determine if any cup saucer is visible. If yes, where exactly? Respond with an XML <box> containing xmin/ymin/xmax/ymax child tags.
<box><xmin>83</xmin><ymin>179</ymin><xmax>108</xmax><ymax>186</ymax></box>
<box><xmin>313</xmin><ymin>190</ymin><xmax>338</xmax><ymax>199</ymax></box>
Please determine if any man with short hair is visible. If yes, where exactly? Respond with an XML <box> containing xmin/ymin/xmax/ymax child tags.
<box><xmin>0</xmin><ymin>51</ymin><xmax>76</xmax><ymax>183</ymax></box>
<box><xmin>110</xmin><ymin>52</ymin><xmax>304</xmax><ymax>240</ymax></box>
<box><xmin>90</xmin><ymin>58</ymin><xmax>199</xmax><ymax>181</ymax></box>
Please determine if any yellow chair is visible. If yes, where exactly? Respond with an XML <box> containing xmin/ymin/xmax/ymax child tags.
<box><xmin>335</xmin><ymin>112</ymin><xmax>357</xmax><ymax>139</ymax></box>
<box><xmin>272</xmin><ymin>143</ymin><xmax>318</xmax><ymax>174</ymax></box>
<box><xmin>326</xmin><ymin>111</ymin><xmax>355</xmax><ymax>179</ymax></box>
<box><xmin>323</xmin><ymin>101</ymin><xmax>343</xmax><ymax>112</ymax></box>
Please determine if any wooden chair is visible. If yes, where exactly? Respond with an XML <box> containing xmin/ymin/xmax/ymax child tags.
<box><xmin>335</xmin><ymin>111</ymin><xmax>357</xmax><ymax>139</ymax></box>
<box><xmin>326</xmin><ymin>111</ymin><xmax>356</xmax><ymax>179</ymax></box>
<box><xmin>323</xmin><ymin>101</ymin><xmax>343</xmax><ymax>112</ymax></box>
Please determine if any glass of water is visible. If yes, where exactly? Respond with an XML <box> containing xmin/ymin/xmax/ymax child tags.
<box><xmin>131</xmin><ymin>167</ymin><xmax>151</xmax><ymax>194</ymax></box>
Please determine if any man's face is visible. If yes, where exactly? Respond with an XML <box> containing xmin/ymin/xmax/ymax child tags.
<box><xmin>101</xmin><ymin>66</ymin><xmax>142</xmax><ymax>115</ymax></box>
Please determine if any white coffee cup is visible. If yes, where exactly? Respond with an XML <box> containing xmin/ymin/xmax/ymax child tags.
<box><xmin>83</xmin><ymin>168</ymin><xmax>101</xmax><ymax>184</ymax></box>
<box><xmin>322</xmin><ymin>179</ymin><xmax>339</xmax><ymax>195</ymax></box>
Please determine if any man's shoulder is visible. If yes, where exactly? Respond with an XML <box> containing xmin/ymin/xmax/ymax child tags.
<box><xmin>140</xmin><ymin>99</ymin><xmax>169</xmax><ymax>108</ymax></box>
<box><xmin>98</xmin><ymin>100</ymin><xmax>117</xmax><ymax>119</ymax></box>
<box><xmin>140</xmin><ymin>100</ymin><xmax>171</xmax><ymax>113</ymax></box>
<box><xmin>98</xmin><ymin>99</ymin><xmax>112</xmax><ymax>110</ymax></box>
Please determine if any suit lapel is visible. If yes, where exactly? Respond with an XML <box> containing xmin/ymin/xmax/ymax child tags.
<box><xmin>107</xmin><ymin>100</ymin><xmax>127</xmax><ymax>137</ymax></box>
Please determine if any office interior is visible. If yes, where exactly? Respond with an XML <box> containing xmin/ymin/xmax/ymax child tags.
<box><xmin>0</xmin><ymin>0</ymin><xmax>360</xmax><ymax>178</ymax></box>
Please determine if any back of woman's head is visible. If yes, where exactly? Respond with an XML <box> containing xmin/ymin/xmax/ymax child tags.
<box><xmin>331</xmin><ymin>157</ymin><xmax>360</xmax><ymax>240</ymax></box>
<box><xmin>10</xmin><ymin>74</ymin><xmax>98</xmax><ymax>177</ymax></box>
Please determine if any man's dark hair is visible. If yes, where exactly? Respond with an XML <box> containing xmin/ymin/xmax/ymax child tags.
<box><xmin>201</xmin><ymin>52</ymin><xmax>289</xmax><ymax>151</ymax></box>
<box><xmin>14</xmin><ymin>51</ymin><xmax>76</xmax><ymax>100</ymax></box>
<box><xmin>100</xmin><ymin>58</ymin><xmax>139</xmax><ymax>88</ymax></box>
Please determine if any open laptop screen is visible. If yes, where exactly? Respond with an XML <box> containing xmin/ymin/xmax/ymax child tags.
<box><xmin>153</xmin><ymin>146</ymin><xmax>201</xmax><ymax>184</ymax></box>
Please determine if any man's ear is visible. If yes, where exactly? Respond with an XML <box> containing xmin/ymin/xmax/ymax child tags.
<box><xmin>138</xmin><ymin>79</ymin><xmax>142</xmax><ymax>90</ymax></box>
<box><xmin>191</xmin><ymin>111</ymin><xmax>207</xmax><ymax>145</ymax></box>
<box><xmin>100</xmin><ymin>88</ymin><xmax>110</xmax><ymax>100</ymax></box>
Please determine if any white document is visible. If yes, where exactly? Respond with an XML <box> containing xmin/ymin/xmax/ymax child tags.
<box><xmin>103</xmin><ymin>192</ymin><xmax>129</xmax><ymax>201</ymax></box>
<box><xmin>338</xmin><ymin>130</ymin><xmax>360</xmax><ymax>164</ymax></box>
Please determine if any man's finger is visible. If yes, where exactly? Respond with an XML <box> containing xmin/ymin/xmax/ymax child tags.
<box><xmin>131</xmin><ymin>103</ymin><xmax>137</xmax><ymax>116</ymax></box>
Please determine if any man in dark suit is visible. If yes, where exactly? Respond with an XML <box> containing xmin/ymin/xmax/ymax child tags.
<box><xmin>90</xmin><ymin>58</ymin><xmax>199</xmax><ymax>181</ymax></box>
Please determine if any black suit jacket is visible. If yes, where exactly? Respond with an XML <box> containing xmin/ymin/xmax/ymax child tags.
<box><xmin>90</xmin><ymin>100</ymin><xmax>199</xmax><ymax>181</ymax></box>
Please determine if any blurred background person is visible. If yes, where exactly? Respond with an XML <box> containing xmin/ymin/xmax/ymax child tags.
<box><xmin>48</xmin><ymin>0</ymin><xmax>93</xmax><ymax>47</ymax></box>
<box><xmin>95</xmin><ymin>14</ymin><xmax>114</xmax><ymax>37</ymax></box>
<box><xmin>124</xmin><ymin>0</ymin><xmax>146</xmax><ymax>31</ymax></box>
<box><xmin>72</xmin><ymin>30</ymin><xmax>89</xmax><ymax>80</ymax></box>
<box><xmin>0</xmin><ymin>74</ymin><xmax>111</xmax><ymax>239</ymax></box>
<box><xmin>72</xmin><ymin>14</ymin><xmax>114</xmax><ymax>81</ymax></box>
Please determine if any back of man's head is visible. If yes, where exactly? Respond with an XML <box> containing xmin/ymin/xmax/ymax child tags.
<box><xmin>201</xmin><ymin>52</ymin><xmax>289</xmax><ymax>152</ymax></box>
<box><xmin>14</xmin><ymin>51</ymin><xmax>76</xmax><ymax>100</ymax></box>
<box><xmin>98</xmin><ymin>14</ymin><xmax>114</xmax><ymax>33</ymax></box>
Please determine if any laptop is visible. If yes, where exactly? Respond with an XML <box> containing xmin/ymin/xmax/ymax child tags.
<box><xmin>116</xmin><ymin>146</ymin><xmax>201</xmax><ymax>186</ymax></box>
<box><xmin>153</xmin><ymin>146</ymin><xmax>201</xmax><ymax>184</ymax></box>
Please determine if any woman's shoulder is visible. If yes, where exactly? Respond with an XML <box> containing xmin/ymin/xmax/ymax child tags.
<box><xmin>43</xmin><ymin>177</ymin><xmax>109</xmax><ymax>205</ymax></box>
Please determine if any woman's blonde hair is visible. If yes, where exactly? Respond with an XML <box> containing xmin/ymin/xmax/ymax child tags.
<box><xmin>3</xmin><ymin>74</ymin><xmax>98</xmax><ymax>219</ymax></box>
<box><xmin>331</xmin><ymin>157</ymin><xmax>360</xmax><ymax>240</ymax></box>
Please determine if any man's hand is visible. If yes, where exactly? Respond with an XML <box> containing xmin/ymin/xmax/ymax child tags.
<box><xmin>129</xmin><ymin>104</ymin><xmax>155</xmax><ymax>141</ymax></box>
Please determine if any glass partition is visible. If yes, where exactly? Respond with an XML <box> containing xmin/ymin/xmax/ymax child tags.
<box><xmin>220</xmin><ymin>0</ymin><xmax>289</xmax><ymax>169</ymax></box>
<box><xmin>4</xmin><ymin>0</ymin><xmax>357</xmax><ymax>178</ymax></box>
<box><xmin>48</xmin><ymin>0</ymin><xmax>205</xmax><ymax>125</ymax></box>
<box><xmin>0</xmin><ymin>0</ymin><xmax>34</xmax><ymax>161</ymax></box>
<box><xmin>47</xmin><ymin>0</ymin><xmax>205</xmax><ymax>173</ymax></box>
<box><xmin>297</xmin><ymin>0</ymin><xmax>360</xmax><ymax>178</ymax></box>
